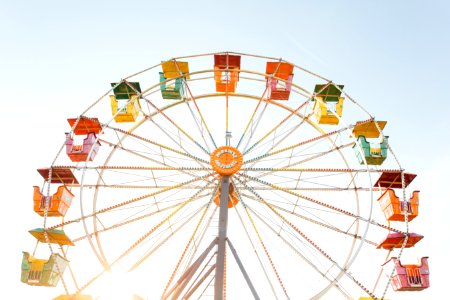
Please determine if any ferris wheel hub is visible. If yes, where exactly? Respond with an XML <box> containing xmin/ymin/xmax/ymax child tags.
<box><xmin>210</xmin><ymin>146</ymin><xmax>243</xmax><ymax>176</ymax></box>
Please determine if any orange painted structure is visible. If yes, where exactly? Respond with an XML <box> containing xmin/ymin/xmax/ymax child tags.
<box><xmin>377</xmin><ymin>232</ymin><xmax>423</xmax><ymax>249</ymax></box>
<box><xmin>33</xmin><ymin>186</ymin><xmax>74</xmax><ymax>217</ymax></box>
<box><xmin>37</xmin><ymin>168</ymin><xmax>78</xmax><ymax>184</ymax></box>
<box><xmin>210</xmin><ymin>146</ymin><xmax>243</xmax><ymax>176</ymax></box>
<box><xmin>377</xmin><ymin>189</ymin><xmax>420</xmax><ymax>222</ymax></box>
<box><xmin>214</xmin><ymin>54</ymin><xmax>241</xmax><ymax>93</ymax></box>
<box><xmin>374</xmin><ymin>171</ymin><xmax>416</xmax><ymax>188</ymax></box>
<box><xmin>67</xmin><ymin>117</ymin><xmax>102</xmax><ymax>135</ymax></box>
<box><xmin>29</xmin><ymin>228</ymin><xmax>75</xmax><ymax>246</ymax></box>
<box><xmin>213</xmin><ymin>183</ymin><xmax>239</xmax><ymax>208</ymax></box>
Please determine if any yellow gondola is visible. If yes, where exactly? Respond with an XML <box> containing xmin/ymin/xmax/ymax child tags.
<box><xmin>313</xmin><ymin>84</ymin><xmax>344</xmax><ymax>125</ymax></box>
<box><xmin>110</xmin><ymin>82</ymin><xmax>141</xmax><ymax>122</ymax></box>
<box><xmin>21</xmin><ymin>252</ymin><xmax>68</xmax><ymax>287</ymax></box>
<box><xmin>110</xmin><ymin>95</ymin><xmax>141</xmax><ymax>122</ymax></box>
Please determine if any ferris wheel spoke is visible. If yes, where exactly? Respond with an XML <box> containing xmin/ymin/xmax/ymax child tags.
<box><xmin>237</xmin><ymin>172</ymin><xmax>406</xmax><ymax>236</ymax></box>
<box><xmin>98</xmin><ymin>137</ymin><xmax>191</xmax><ymax>171</ymax></box>
<box><xmin>245</xmin><ymin>111</ymin><xmax>314</xmax><ymax>162</ymax></box>
<box><xmin>237</xmin><ymin>172</ymin><xmax>360</xmax><ymax>217</ymax></box>
<box><xmin>244</xmin><ymin>203</ymin><xmax>353</xmax><ymax>300</ymax></box>
<box><xmin>235</xmin><ymin>87</ymin><xmax>268</xmax><ymax>149</ymax></box>
<box><xmin>101</xmin><ymin>127</ymin><xmax>211</xmax><ymax>182</ymax></box>
<box><xmin>236</xmin><ymin>186</ymin><xmax>382</xmax><ymax>192</ymax></box>
<box><xmin>241</xmin><ymin>166</ymin><xmax>396</xmax><ymax>192</ymax></box>
<box><xmin>67</xmin><ymin>165</ymin><xmax>211</xmax><ymax>172</ymax></box>
<box><xmin>77</xmin><ymin>178</ymin><xmax>214</xmax><ymax>294</ymax></box>
<box><xmin>67</xmin><ymin>165</ymin><xmax>211</xmax><ymax>188</ymax></box>
<box><xmin>121</xmin><ymin>78</ymin><xmax>208</xmax><ymax>154</ymax></box>
<box><xmin>253</xmin><ymin>142</ymin><xmax>355</xmax><ymax>180</ymax></box>
<box><xmin>185</xmin><ymin>89</ymin><xmax>217</xmax><ymax>152</ymax></box>
<box><xmin>106</xmin><ymin>125</ymin><xmax>210</xmax><ymax>165</ymax></box>
<box><xmin>244</xmin><ymin>126</ymin><xmax>350</xmax><ymax>165</ymax></box>
<box><xmin>161</xmin><ymin>183</ymin><xmax>219</xmax><ymax>298</ymax></box>
<box><xmin>129</xmin><ymin>202</ymin><xmax>210</xmax><ymax>273</ymax></box>
<box><xmin>242</xmin><ymin>101</ymin><xmax>315</xmax><ymax>162</ymax></box>
<box><xmin>238</xmin><ymin>192</ymin><xmax>290</xmax><ymax>299</ymax></box>
<box><xmin>184</xmin><ymin>200</ymin><xmax>219</xmax><ymax>267</ymax></box>
<box><xmin>48</xmin><ymin>174</ymin><xmax>214</xmax><ymax>231</ymax></box>
<box><xmin>241</xmin><ymin>101</ymin><xmax>270</xmax><ymax>153</ymax></box>
<box><xmin>76</xmin><ymin>206</ymin><xmax>202</xmax><ymax>295</ymax></box>
<box><xmin>73</xmin><ymin>191</ymin><xmax>211</xmax><ymax>243</ymax></box>
<box><xmin>243</xmin><ymin>96</ymin><xmax>311</xmax><ymax>156</ymax></box>
<box><xmin>88</xmin><ymin>170</ymin><xmax>190</xmax><ymax>189</ymax></box>
<box><xmin>173</xmin><ymin>58</ymin><xmax>218</xmax><ymax>149</ymax></box>
<box><xmin>241</xmin><ymin>192</ymin><xmax>377</xmax><ymax>247</ymax></box>
<box><xmin>233</xmin><ymin>202</ymin><xmax>280</xmax><ymax>300</ymax></box>
<box><xmin>236</xmin><ymin>177</ymin><xmax>378</xmax><ymax>299</ymax></box>
<box><xmin>253</xmin><ymin>173</ymin><xmax>354</xmax><ymax>191</ymax></box>
<box><xmin>162</xmin><ymin>206</ymin><xmax>219</xmax><ymax>300</ymax></box>
<box><xmin>237</xmin><ymin>172</ymin><xmax>365</xmax><ymax>224</ymax></box>
<box><xmin>140</xmin><ymin>95</ymin><xmax>211</xmax><ymax>156</ymax></box>
<box><xmin>144</xmin><ymin>112</ymin><xmax>212</xmax><ymax>167</ymax></box>
<box><xmin>182</xmin><ymin>99</ymin><xmax>213</xmax><ymax>152</ymax></box>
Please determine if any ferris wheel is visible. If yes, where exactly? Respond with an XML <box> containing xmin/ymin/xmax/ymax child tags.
<box><xmin>22</xmin><ymin>52</ymin><xmax>430</xmax><ymax>300</ymax></box>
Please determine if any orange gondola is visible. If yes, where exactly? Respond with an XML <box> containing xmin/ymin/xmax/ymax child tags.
<box><xmin>377</xmin><ymin>189</ymin><xmax>420</xmax><ymax>222</ymax></box>
<box><xmin>214</xmin><ymin>54</ymin><xmax>241</xmax><ymax>93</ymax></box>
<box><xmin>33</xmin><ymin>185</ymin><xmax>74</xmax><ymax>217</ymax></box>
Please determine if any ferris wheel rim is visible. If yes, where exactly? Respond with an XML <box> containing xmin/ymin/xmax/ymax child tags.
<box><xmin>35</xmin><ymin>51</ymin><xmax>412</xmax><ymax>299</ymax></box>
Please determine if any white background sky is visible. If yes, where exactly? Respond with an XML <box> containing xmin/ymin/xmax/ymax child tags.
<box><xmin>1</xmin><ymin>0</ymin><xmax>449</xmax><ymax>299</ymax></box>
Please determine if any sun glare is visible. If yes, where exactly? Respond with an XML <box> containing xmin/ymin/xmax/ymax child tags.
<box><xmin>93</xmin><ymin>268</ymin><xmax>143</xmax><ymax>300</ymax></box>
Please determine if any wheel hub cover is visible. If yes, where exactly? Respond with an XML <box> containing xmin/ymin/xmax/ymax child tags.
<box><xmin>210</xmin><ymin>146</ymin><xmax>243</xmax><ymax>176</ymax></box>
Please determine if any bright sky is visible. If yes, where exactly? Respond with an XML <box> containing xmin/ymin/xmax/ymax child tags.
<box><xmin>1</xmin><ymin>1</ymin><xmax>449</xmax><ymax>299</ymax></box>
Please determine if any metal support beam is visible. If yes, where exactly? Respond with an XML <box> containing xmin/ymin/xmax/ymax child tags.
<box><xmin>163</xmin><ymin>238</ymin><xmax>217</xmax><ymax>300</ymax></box>
<box><xmin>227</xmin><ymin>238</ymin><xmax>260</xmax><ymax>300</ymax></box>
<box><xmin>215</xmin><ymin>176</ymin><xmax>230</xmax><ymax>300</ymax></box>
<box><xmin>183</xmin><ymin>264</ymin><xmax>216</xmax><ymax>299</ymax></box>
